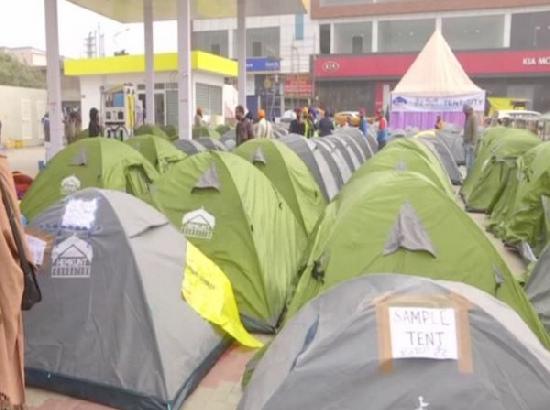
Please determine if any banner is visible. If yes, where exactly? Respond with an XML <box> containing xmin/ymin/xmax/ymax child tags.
<box><xmin>390</xmin><ymin>93</ymin><xmax>485</xmax><ymax>113</ymax></box>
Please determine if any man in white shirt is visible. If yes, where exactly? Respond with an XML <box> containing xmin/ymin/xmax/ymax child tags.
<box><xmin>255</xmin><ymin>109</ymin><xmax>273</xmax><ymax>139</ymax></box>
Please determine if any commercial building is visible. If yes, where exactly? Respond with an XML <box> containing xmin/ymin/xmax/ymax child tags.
<box><xmin>192</xmin><ymin>13</ymin><xmax>318</xmax><ymax>117</ymax></box>
<box><xmin>310</xmin><ymin>0</ymin><xmax>550</xmax><ymax>114</ymax></box>
<box><xmin>64</xmin><ymin>51</ymin><xmax>238</xmax><ymax>128</ymax></box>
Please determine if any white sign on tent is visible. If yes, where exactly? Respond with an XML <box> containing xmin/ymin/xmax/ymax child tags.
<box><xmin>391</xmin><ymin>93</ymin><xmax>485</xmax><ymax>113</ymax></box>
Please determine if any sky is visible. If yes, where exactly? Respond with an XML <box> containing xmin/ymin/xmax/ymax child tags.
<box><xmin>0</xmin><ymin>0</ymin><xmax>179</xmax><ymax>57</ymax></box>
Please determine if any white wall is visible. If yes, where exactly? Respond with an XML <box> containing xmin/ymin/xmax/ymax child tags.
<box><xmin>0</xmin><ymin>85</ymin><xmax>46</xmax><ymax>145</ymax></box>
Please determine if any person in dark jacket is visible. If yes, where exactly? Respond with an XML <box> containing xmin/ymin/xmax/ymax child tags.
<box><xmin>88</xmin><ymin>107</ymin><xmax>102</xmax><ymax>137</ymax></box>
<box><xmin>235</xmin><ymin>105</ymin><xmax>254</xmax><ymax>146</ymax></box>
<box><xmin>289</xmin><ymin>108</ymin><xmax>305</xmax><ymax>135</ymax></box>
<box><xmin>318</xmin><ymin>110</ymin><xmax>334</xmax><ymax>137</ymax></box>
<box><xmin>462</xmin><ymin>105</ymin><xmax>478</xmax><ymax>174</ymax></box>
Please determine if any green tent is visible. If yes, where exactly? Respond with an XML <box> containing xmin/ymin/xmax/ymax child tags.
<box><xmin>286</xmin><ymin>170</ymin><xmax>550</xmax><ymax>348</ymax></box>
<box><xmin>21</xmin><ymin>138</ymin><xmax>159</xmax><ymax>221</ymax></box>
<box><xmin>462</xmin><ymin>129</ymin><xmax>540</xmax><ymax>212</ymax></box>
<box><xmin>126</xmin><ymin>134</ymin><xmax>187</xmax><ymax>173</ymax></box>
<box><xmin>499</xmin><ymin>141</ymin><xmax>550</xmax><ymax>254</ymax></box>
<box><xmin>235</xmin><ymin>139</ymin><xmax>327</xmax><ymax>237</ymax></box>
<box><xmin>134</xmin><ymin>124</ymin><xmax>173</xmax><ymax>141</ymax></box>
<box><xmin>344</xmin><ymin>138</ymin><xmax>454</xmax><ymax>197</ymax></box>
<box><xmin>152</xmin><ymin>151</ymin><xmax>307</xmax><ymax>334</ymax></box>
<box><xmin>461</xmin><ymin>127</ymin><xmax>510</xmax><ymax>199</ymax></box>
<box><xmin>487</xmin><ymin>143</ymin><xmax>544</xmax><ymax>238</ymax></box>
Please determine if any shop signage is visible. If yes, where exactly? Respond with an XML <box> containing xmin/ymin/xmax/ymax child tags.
<box><xmin>284</xmin><ymin>75</ymin><xmax>313</xmax><ymax>97</ymax></box>
<box><xmin>314</xmin><ymin>49</ymin><xmax>550</xmax><ymax>78</ymax></box>
<box><xmin>246</xmin><ymin>57</ymin><xmax>281</xmax><ymax>72</ymax></box>
<box><xmin>391</xmin><ymin>93</ymin><xmax>486</xmax><ymax>113</ymax></box>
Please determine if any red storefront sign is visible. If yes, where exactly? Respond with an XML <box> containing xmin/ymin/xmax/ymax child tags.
<box><xmin>314</xmin><ymin>50</ymin><xmax>550</xmax><ymax>79</ymax></box>
<box><xmin>284</xmin><ymin>75</ymin><xmax>313</xmax><ymax>97</ymax></box>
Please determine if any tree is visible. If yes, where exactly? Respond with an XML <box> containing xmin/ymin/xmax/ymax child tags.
<box><xmin>0</xmin><ymin>52</ymin><xmax>46</xmax><ymax>88</ymax></box>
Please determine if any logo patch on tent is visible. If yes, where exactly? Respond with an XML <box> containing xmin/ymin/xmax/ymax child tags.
<box><xmin>414</xmin><ymin>396</ymin><xmax>430</xmax><ymax>410</ymax></box>
<box><xmin>181</xmin><ymin>208</ymin><xmax>216</xmax><ymax>240</ymax></box>
<box><xmin>51</xmin><ymin>235</ymin><xmax>93</xmax><ymax>278</ymax></box>
<box><xmin>60</xmin><ymin>175</ymin><xmax>81</xmax><ymax>195</ymax></box>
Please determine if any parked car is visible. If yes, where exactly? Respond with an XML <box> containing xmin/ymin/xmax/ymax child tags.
<box><xmin>335</xmin><ymin>111</ymin><xmax>361</xmax><ymax>127</ymax></box>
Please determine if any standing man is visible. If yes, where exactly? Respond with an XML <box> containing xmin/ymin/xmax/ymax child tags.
<box><xmin>235</xmin><ymin>105</ymin><xmax>254</xmax><ymax>146</ymax></box>
<box><xmin>358</xmin><ymin>109</ymin><xmax>369</xmax><ymax>136</ymax></box>
<box><xmin>376</xmin><ymin>109</ymin><xmax>387</xmax><ymax>149</ymax></box>
<box><xmin>318</xmin><ymin>110</ymin><xmax>334</xmax><ymax>137</ymax></box>
<box><xmin>462</xmin><ymin>105</ymin><xmax>477</xmax><ymax>174</ymax></box>
<box><xmin>255</xmin><ymin>109</ymin><xmax>273</xmax><ymax>139</ymax></box>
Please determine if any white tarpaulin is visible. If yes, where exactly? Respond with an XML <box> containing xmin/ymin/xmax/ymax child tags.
<box><xmin>391</xmin><ymin>93</ymin><xmax>486</xmax><ymax>113</ymax></box>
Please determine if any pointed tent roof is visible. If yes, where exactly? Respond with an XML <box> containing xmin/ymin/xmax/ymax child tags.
<box><xmin>393</xmin><ymin>30</ymin><xmax>483</xmax><ymax>97</ymax></box>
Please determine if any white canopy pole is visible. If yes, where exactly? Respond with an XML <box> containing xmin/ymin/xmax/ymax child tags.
<box><xmin>143</xmin><ymin>0</ymin><xmax>155</xmax><ymax>125</ymax></box>
<box><xmin>177</xmin><ymin>0</ymin><xmax>192</xmax><ymax>139</ymax></box>
<box><xmin>44</xmin><ymin>0</ymin><xmax>64</xmax><ymax>160</ymax></box>
<box><xmin>237</xmin><ymin>0</ymin><xmax>247</xmax><ymax>109</ymax></box>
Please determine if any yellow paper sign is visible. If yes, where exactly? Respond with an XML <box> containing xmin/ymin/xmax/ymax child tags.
<box><xmin>182</xmin><ymin>243</ymin><xmax>263</xmax><ymax>348</ymax></box>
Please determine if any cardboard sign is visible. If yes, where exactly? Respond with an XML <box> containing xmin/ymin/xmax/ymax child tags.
<box><xmin>388</xmin><ymin>306</ymin><xmax>458</xmax><ymax>360</ymax></box>
<box><xmin>62</xmin><ymin>198</ymin><xmax>98</xmax><ymax>229</ymax></box>
<box><xmin>25</xmin><ymin>234</ymin><xmax>47</xmax><ymax>266</ymax></box>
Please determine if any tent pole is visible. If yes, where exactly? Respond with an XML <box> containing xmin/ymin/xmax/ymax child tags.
<box><xmin>44</xmin><ymin>0</ymin><xmax>64</xmax><ymax>160</ymax></box>
<box><xmin>144</xmin><ymin>0</ymin><xmax>155</xmax><ymax>126</ymax></box>
<box><xmin>177</xmin><ymin>0</ymin><xmax>192</xmax><ymax>139</ymax></box>
<box><xmin>237</xmin><ymin>0</ymin><xmax>247</xmax><ymax>110</ymax></box>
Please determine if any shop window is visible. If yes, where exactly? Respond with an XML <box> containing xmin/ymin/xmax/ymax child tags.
<box><xmin>511</xmin><ymin>11</ymin><xmax>550</xmax><ymax>50</ymax></box>
<box><xmin>252</xmin><ymin>41</ymin><xmax>262</xmax><ymax>57</ymax></box>
<box><xmin>196</xmin><ymin>83</ymin><xmax>222</xmax><ymax>117</ymax></box>
<box><xmin>443</xmin><ymin>15</ymin><xmax>505</xmax><ymax>50</ymax></box>
<box><xmin>192</xmin><ymin>30</ymin><xmax>229</xmax><ymax>57</ymax></box>
<box><xmin>320</xmin><ymin>24</ymin><xmax>331</xmax><ymax>54</ymax></box>
<box><xmin>334</xmin><ymin>22</ymin><xmax>372</xmax><ymax>54</ymax></box>
<box><xmin>211</xmin><ymin>43</ymin><xmax>221</xmax><ymax>55</ymax></box>
<box><xmin>378</xmin><ymin>19</ymin><xmax>435</xmax><ymax>53</ymax></box>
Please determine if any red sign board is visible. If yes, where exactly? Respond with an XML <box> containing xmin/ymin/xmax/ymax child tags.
<box><xmin>314</xmin><ymin>50</ymin><xmax>550</xmax><ymax>79</ymax></box>
<box><xmin>284</xmin><ymin>75</ymin><xmax>313</xmax><ymax>97</ymax></box>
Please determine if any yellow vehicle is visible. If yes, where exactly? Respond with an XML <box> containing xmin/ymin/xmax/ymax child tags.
<box><xmin>487</xmin><ymin>97</ymin><xmax>529</xmax><ymax>118</ymax></box>
<box><xmin>334</xmin><ymin>111</ymin><xmax>361</xmax><ymax>127</ymax></box>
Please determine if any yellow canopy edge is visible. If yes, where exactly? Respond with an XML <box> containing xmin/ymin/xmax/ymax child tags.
<box><xmin>65</xmin><ymin>51</ymin><xmax>238</xmax><ymax>77</ymax></box>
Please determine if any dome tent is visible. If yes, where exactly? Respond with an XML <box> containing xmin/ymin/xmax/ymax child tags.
<box><xmin>462</xmin><ymin>128</ymin><xmax>540</xmax><ymax>213</ymax></box>
<box><xmin>346</xmin><ymin>138</ymin><xmax>454</xmax><ymax>198</ymax></box>
<box><xmin>174</xmin><ymin>137</ymin><xmax>227</xmax><ymax>156</ymax></box>
<box><xmin>333</xmin><ymin>126</ymin><xmax>377</xmax><ymax>156</ymax></box>
<box><xmin>413</xmin><ymin>130</ymin><xmax>462</xmax><ymax>185</ymax></box>
<box><xmin>526</xmin><ymin>244</ymin><xmax>550</xmax><ymax>331</ymax></box>
<box><xmin>24</xmin><ymin>189</ymin><xmax>228</xmax><ymax>410</ymax></box>
<box><xmin>286</xmin><ymin>171</ymin><xmax>549</xmax><ymax>347</ymax></box>
<box><xmin>152</xmin><ymin>151</ymin><xmax>307</xmax><ymax>333</ymax></box>
<box><xmin>21</xmin><ymin>138</ymin><xmax>159</xmax><ymax>222</ymax></box>
<box><xmin>126</xmin><ymin>134</ymin><xmax>187</xmax><ymax>173</ymax></box>
<box><xmin>279</xmin><ymin>134</ymin><xmax>343</xmax><ymax>201</ymax></box>
<box><xmin>390</xmin><ymin>30</ymin><xmax>485</xmax><ymax>130</ymax></box>
<box><xmin>241</xmin><ymin>274</ymin><xmax>550</xmax><ymax>410</ymax></box>
<box><xmin>310</xmin><ymin>137</ymin><xmax>353</xmax><ymax>182</ymax></box>
<box><xmin>235</xmin><ymin>139</ymin><xmax>327</xmax><ymax>236</ymax></box>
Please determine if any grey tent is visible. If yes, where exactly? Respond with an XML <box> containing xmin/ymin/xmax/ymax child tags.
<box><xmin>174</xmin><ymin>138</ymin><xmax>208</xmax><ymax>155</ymax></box>
<box><xmin>24</xmin><ymin>189</ymin><xmax>228</xmax><ymax>410</ymax></box>
<box><xmin>438</xmin><ymin>130</ymin><xmax>465</xmax><ymax>165</ymax></box>
<box><xmin>418</xmin><ymin>137</ymin><xmax>462</xmax><ymax>185</ymax></box>
<box><xmin>313</xmin><ymin>137</ymin><xmax>354</xmax><ymax>181</ymax></box>
<box><xmin>333</xmin><ymin>127</ymin><xmax>377</xmax><ymax>157</ymax></box>
<box><xmin>280</xmin><ymin>134</ymin><xmax>343</xmax><ymax>201</ymax></box>
<box><xmin>221</xmin><ymin>129</ymin><xmax>236</xmax><ymax>150</ymax></box>
<box><xmin>526</xmin><ymin>244</ymin><xmax>550</xmax><ymax>331</ymax></box>
<box><xmin>240</xmin><ymin>274</ymin><xmax>550</xmax><ymax>410</ymax></box>
<box><xmin>334</xmin><ymin>131</ymin><xmax>374</xmax><ymax>162</ymax></box>
<box><xmin>325</xmin><ymin>135</ymin><xmax>363</xmax><ymax>170</ymax></box>
<box><xmin>197</xmin><ymin>137</ymin><xmax>228</xmax><ymax>152</ymax></box>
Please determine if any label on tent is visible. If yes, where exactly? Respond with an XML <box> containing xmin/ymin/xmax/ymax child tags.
<box><xmin>182</xmin><ymin>243</ymin><xmax>263</xmax><ymax>348</ymax></box>
<box><xmin>62</xmin><ymin>198</ymin><xmax>98</xmax><ymax>229</ymax></box>
<box><xmin>388</xmin><ymin>307</ymin><xmax>458</xmax><ymax>360</ymax></box>
<box><xmin>181</xmin><ymin>208</ymin><xmax>216</xmax><ymax>240</ymax></box>
<box><xmin>60</xmin><ymin>175</ymin><xmax>81</xmax><ymax>196</ymax></box>
<box><xmin>25</xmin><ymin>234</ymin><xmax>47</xmax><ymax>266</ymax></box>
<box><xmin>51</xmin><ymin>235</ymin><xmax>93</xmax><ymax>278</ymax></box>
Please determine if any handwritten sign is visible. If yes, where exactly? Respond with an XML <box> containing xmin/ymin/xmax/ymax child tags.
<box><xmin>388</xmin><ymin>306</ymin><xmax>458</xmax><ymax>360</ymax></box>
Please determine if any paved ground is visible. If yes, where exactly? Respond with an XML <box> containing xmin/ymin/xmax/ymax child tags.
<box><xmin>4</xmin><ymin>146</ymin><xmax>526</xmax><ymax>410</ymax></box>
